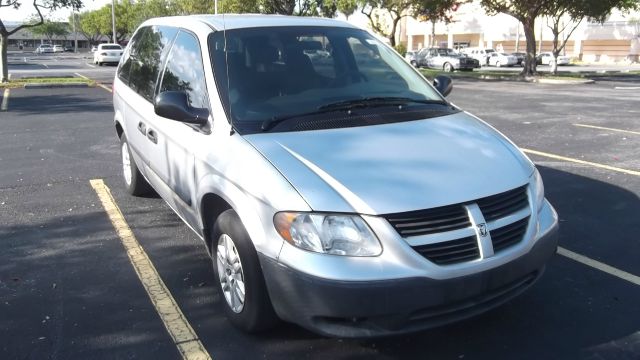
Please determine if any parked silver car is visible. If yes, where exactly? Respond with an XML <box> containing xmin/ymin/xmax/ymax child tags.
<box><xmin>417</xmin><ymin>47</ymin><xmax>480</xmax><ymax>72</ymax></box>
<box><xmin>404</xmin><ymin>50</ymin><xmax>418</xmax><ymax>66</ymax></box>
<box><xmin>114</xmin><ymin>15</ymin><xmax>558</xmax><ymax>338</ymax></box>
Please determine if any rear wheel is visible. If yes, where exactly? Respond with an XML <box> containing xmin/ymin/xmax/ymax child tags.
<box><xmin>211</xmin><ymin>210</ymin><xmax>278</xmax><ymax>332</ymax></box>
<box><xmin>120</xmin><ymin>135</ymin><xmax>151</xmax><ymax>196</ymax></box>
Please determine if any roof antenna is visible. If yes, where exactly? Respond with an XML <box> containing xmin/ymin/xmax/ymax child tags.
<box><xmin>222</xmin><ymin>12</ymin><xmax>235</xmax><ymax>136</ymax></box>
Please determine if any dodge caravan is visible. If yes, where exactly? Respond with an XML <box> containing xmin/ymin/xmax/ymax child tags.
<box><xmin>113</xmin><ymin>15</ymin><xmax>558</xmax><ymax>337</ymax></box>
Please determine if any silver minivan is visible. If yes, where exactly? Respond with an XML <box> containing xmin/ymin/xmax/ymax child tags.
<box><xmin>113</xmin><ymin>15</ymin><xmax>558</xmax><ymax>338</ymax></box>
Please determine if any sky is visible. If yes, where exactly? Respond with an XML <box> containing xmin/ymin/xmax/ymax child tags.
<box><xmin>2</xmin><ymin>0</ymin><xmax>110</xmax><ymax>22</ymax></box>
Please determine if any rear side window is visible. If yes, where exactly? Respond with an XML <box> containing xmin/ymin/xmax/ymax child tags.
<box><xmin>127</xmin><ymin>26</ymin><xmax>178</xmax><ymax>102</ymax></box>
<box><xmin>159</xmin><ymin>31</ymin><xmax>209</xmax><ymax>110</ymax></box>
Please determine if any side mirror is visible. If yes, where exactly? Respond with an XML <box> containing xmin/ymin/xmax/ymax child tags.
<box><xmin>433</xmin><ymin>75</ymin><xmax>453</xmax><ymax>97</ymax></box>
<box><xmin>154</xmin><ymin>91</ymin><xmax>209</xmax><ymax>126</ymax></box>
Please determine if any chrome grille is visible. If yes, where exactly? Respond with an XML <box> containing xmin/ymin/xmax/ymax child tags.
<box><xmin>477</xmin><ymin>185</ymin><xmax>528</xmax><ymax>222</ymax></box>
<box><xmin>384</xmin><ymin>184</ymin><xmax>530</xmax><ymax>266</ymax></box>
<box><xmin>491</xmin><ymin>217</ymin><xmax>529</xmax><ymax>252</ymax></box>
<box><xmin>412</xmin><ymin>236</ymin><xmax>479</xmax><ymax>265</ymax></box>
<box><xmin>385</xmin><ymin>204</ymin><xmax>470</xmax><ymax>237</ymax></box>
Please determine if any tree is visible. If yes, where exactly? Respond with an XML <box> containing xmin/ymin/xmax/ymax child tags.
<box><xmin>0</xmin><ymin>0</ymin><xmax>83</xmax><ymax>82</ymax></box>
<box><xmin>544</xmin><ymin>0</ymin><xmax>640</xmax><ymax>74</ymax></box>
<box><xmin>28</xmin><ymin>19</ymin><xmax>69</xmax><ymax>42</ymax></box>
<box><xmin>78</xmin><ymin>10</ymin><xmax>104</xmax><ymax>45</ymax></box>
<box><xmin>360</xmin><ymin>0</ymin><xmax>460</xmax><ymax>47</ymax></box>
<box><xmin>337</xmin><ymin>0</ymin><xmax>357</xmax><ymax>19</ymax></box>
<box><xmin>480</xmin><ymin>0</ymin><xmax>552</xmax><ymax>76</ymax></box>
<box><xmin>414</xmin><ymin>0</ymin><xmax>463</xmax><ymax>47</ymax></box>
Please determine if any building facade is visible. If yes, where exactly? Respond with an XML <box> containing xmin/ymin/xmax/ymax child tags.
<box><xmin>4</xmin><ymin>21</ymin><xmax>110</xmax><ymax>51</ymax></box>
<box><xmin>402</xmin><ymin>1</ymin><xmax>640</xmax><ymax>63</ymax></box>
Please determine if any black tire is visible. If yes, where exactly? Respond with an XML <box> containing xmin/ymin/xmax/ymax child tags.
<box><xmin>120</xmin><ymin>134</ymin><xmax>151</xmax><ymax>196</ymax></box>
<box><xmin>443</xmin><ymin>62</ymin><xmax>453</xmax><ymax>72</ymax></box>
<box><xmin>410</xmin><ymin>60</ymin><xmax>417</xmax><ymax>67</ymax></box>
<box><xmin>211</xmin><ymin>209</ymin><xmax>278</xmax><ymax>332</ymax></box>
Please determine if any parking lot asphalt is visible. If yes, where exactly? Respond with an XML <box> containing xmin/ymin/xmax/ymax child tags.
<box><xmin>1</xmin><ymin>59</ymin><xmax>639</xmax><ymax>360</ymax></box>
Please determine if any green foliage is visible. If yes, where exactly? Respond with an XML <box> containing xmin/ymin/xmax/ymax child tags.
<box><xmin>394</xmin><ymin>42</ymin><xmax>406</xmax><ymax>56</ymax></box>
<box><xmin>28</xmin><ymin>20</ymin><xmax>69</xmax><ymax>41</ymax></box>
<box><xmin>337</xmin><ymin>0</ymin><xmax>357</xmax><ymax>18</ymax></box>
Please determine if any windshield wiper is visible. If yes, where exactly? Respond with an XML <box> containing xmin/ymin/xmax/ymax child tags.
<box><xmin>260</xmin><ymin>97</ymin><xmax>448</xmax><ymax>132</ymax></box>
<box><xmin>317</xmin><ymin>97</ymin><xmax>447</xmax><ymax>111</ymax></box>
<box><xmin>261</xmin><ymin>107</ymin><xmax>342</xmax><ymax>132</ymax></box>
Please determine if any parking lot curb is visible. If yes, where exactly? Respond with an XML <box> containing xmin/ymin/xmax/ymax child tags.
<box><xmin>532</xmin><ymin>78</ymin><xmax>595</xmax><ymax>85</ymax></box>
<box><xmin>24</xmin><ymin>82</ymin><xmax>91</xmax><ymax>89</ymax></box>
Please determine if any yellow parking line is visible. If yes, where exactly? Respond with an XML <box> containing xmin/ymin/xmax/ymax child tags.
<box><xmin>573</xmin><ymin>123</ymin><xmax>640</xmax><ymax>136</ymax></box>
<box><xmin>521</xmin><ymin>148</ymin><xmax>640</xmax><ymax>177</ymax></box>
<box><xmin>558</xmin><ymin>247</ymin><xmax>640</xmax><ymax>286</ymax></box>
<box><xmin>1</xmin><ymin>89</ymin><xmax>9</xmax><ymax>111</ymax></box>
<box><xmin>98</xmin><ymin>84</ymin><xmax>112</xmax><ymax>93</ymax></box>
<box><xmin>89</xmin><ymin>179</ymin><xmax>212</xmax><ymax>360</ymax></box>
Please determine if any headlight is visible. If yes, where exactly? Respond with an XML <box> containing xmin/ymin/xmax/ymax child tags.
<box><xmin>532</xmin><ymin>168</ymin><xmax>545</xmax><ymax>212</ymax></box>
<box><xmin>274</xmin><ymin>212</ymin><xmax>382</xmax><ymax>256</ymax></box>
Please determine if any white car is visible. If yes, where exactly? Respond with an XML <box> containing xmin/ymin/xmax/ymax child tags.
<box><xmin>34</xmin><ymin>44</ymin><xmax>53</xmax><ymax>54</ymax></box>
<box><xmin>488</xmin><ymin>52</ymin><xmax>518</xmax><ymax>67</ymax></box>
<box><xmin>538</xmin><ymin>52</ymin><xmax>570</xmax><ymax>65</ymax></box>
<box><xmin>53</xmin><ymin>45</ymin><xmax>64</xmax><ymax>53</ymax></box>
<box><xmin>93</xmin><ymin>43</ymin><xmax>123</xmax><ymax>66</ymax></box>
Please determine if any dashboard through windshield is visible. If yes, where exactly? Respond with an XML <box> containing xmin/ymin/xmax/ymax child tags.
<box><xmin>208</xmin><ymin>26</ymin><xmax>450</xmax><ymax>134</ymax></box>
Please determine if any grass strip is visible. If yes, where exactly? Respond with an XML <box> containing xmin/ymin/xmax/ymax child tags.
<box><xmin>0</xmin><ymin>77</ymin><xmax>96</xmax><ymax>89</ymax></box>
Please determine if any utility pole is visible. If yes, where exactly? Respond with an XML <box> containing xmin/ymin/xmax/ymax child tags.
<box><xmin>215</xmin><ymin>0</ymin><xmax>218</xmax><ymax>14</ymax></box>
<box><xmin>71</xmin><ymin>9</ymin><xmax>78</xmax><ymax>53</ymax></box>
<box><xmin>111</xmin><ymin>0</ymin><xmax>117</xmax><ymax>44</ymax></box>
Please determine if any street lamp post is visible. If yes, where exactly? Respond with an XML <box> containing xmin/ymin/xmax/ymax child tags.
<box><xmin>111</xmin><ymin>0</ymin><xmax>117</xmax><ymax>44</ymax></box>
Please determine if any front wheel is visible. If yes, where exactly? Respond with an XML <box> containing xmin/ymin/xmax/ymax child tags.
<box><xmin>443</xmin><ymin>62</ymin><xmax>453</xmax><ymax>72</ymax></box>
<box><xmin>120</xmin><ymin>135</ymin><xmax>151</xmax><ymax>196</ymax></box>
<box><xmin>496</xmin><ymin>61</ymin><xmax>501</xmax><ymax>68</ymax></box>
<box><xmin>211</xmin><ymin>210</ymin><xmax>278</xmax><ymax>332</ymax></box>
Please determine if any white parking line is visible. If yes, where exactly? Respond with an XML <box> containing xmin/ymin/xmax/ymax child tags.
<box><xmin>74</xmin><ymin>72</ymin><xmax>89</xmax><ymax>80</ymax></box>
<box><xmin>614</xmin><ymin>86</ymin><xmax>640</xmax><ymax>90</ymax></box>
<box><xmin>557</xmin><ymin>247</ymin><xmax>640</xmax><ymax>286</ymax></box>
<box><xmin>573</xmin><ymin>123</ymin><xmax>640</xmax><ymax>136</ymax></box>
<box><xmin>1</xmin><ymin>89</ymin><xmax>9</xmax><ymax>111</ymax></box>
<box><xmin>86</xmin><ymin>63</ymin><xmax>95</xmax><ymax>68</ymax></box>
<box><xmin>521</xmin><ymin>149</ymin><xmax>640</xmax><ymax>177</ymax></box>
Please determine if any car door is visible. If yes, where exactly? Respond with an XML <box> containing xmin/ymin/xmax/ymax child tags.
<box><xmin>147</xmin><ymin>29</ymin><xmax>211</xmax><ymax>228</ymax></box>
<box><xmin>119</xmin><ymin>26</ymin><xmax>178</xmax><ymax>182</ymax></box>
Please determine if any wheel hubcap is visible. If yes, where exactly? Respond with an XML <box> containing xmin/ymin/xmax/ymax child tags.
<box><xmin>121</xmin><ymin>142</ymin><xmax>132</xmax><ymax>186</ymax></box>
<box><xmin>216</xmin><ymin>234</ymin><xmax>245</xmax><ymax>313</ymax></box>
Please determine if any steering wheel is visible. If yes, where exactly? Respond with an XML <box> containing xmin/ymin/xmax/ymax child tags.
<box><xmin>329</xmin><ymin>70</ymin><xmax>368</xmax><ymax>86</ymax></box>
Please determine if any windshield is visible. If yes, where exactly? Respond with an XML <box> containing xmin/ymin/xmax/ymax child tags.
<box><xmin>208</xmin><ymin>26</ymin><xmax>448</xmax><ymax>134</ymax></box>
<box><xmin>102</xmin><ymin>45</ymin><xmax>122</xmax><ymax>50</ymax></box>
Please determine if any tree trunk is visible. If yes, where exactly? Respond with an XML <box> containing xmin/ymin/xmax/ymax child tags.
<box><xmin>521</xmin><ymin>18</ymin><xmax>537</xmax><ymax>76</ymax></box>
<box><xmin>388</xmin><ymin>16</ymin><xmax>400</xmax><ymax>47</ymax></box>
<box><xmin>0</xmin><ymin>33</ymin><xmax>8</xmax><ymax>83</ymax></box>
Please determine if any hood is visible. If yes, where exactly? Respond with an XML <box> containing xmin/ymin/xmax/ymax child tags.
<box><xmin>245</xmin><ymin>112</ymin><xmax>534</xmax><ymax>215</ymax></box>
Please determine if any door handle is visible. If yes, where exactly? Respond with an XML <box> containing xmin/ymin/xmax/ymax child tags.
<box><xmin>147</xmin><ymin>129</ymin><xmax>158</xmax><ymax>144</ymax></box>
<box><xmin>137</xmin><ymin>121</ymin><xmax>146</xmax><ymax>135</ymax></box>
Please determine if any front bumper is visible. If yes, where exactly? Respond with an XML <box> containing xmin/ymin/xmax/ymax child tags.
<box><xmin>458</xmin><ymin>62</ymin><xmax>480</xmax><ymax>69</ymax></box>
<box><xmin>261</xmin><ymin>216</ymin><xmax>558</xmax><ymax>338</ymax></box>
